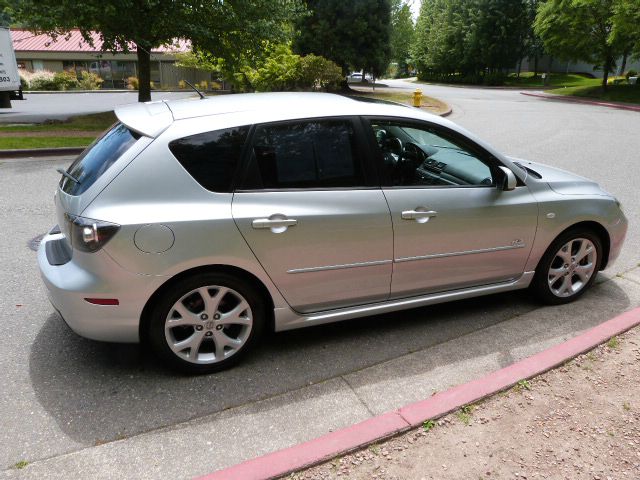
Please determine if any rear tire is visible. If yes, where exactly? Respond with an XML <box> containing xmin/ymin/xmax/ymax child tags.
<box><xmin>530</xmin><ymin>229</ymin><xmax>602</xmax><ymax>305</ymax></box>
<box><xmin>148</xmin><ymin>272</ymin><xmax>265</xmax><ymax>374</ymax></box>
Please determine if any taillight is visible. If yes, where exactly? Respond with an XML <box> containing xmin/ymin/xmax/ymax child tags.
<box><xmin>64</xmin><ymin>214</ymin><xmax>120</xmax><ymax>253</ymax></box>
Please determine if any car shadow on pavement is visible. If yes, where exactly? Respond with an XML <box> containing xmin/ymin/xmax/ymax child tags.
<box><xmin>28</xmin><ymin>276</ymin><xmax>632</xmax><ymax>448</ymax></box>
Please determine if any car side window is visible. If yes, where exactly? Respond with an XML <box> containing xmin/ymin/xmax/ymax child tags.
<box><xmin>240</xmin><ymin>119</ymin><xmax>366</xmax><ymax>190</ymax></box>
<box><xmin>370</xmin><ymin>120</ymin><xmax>494</xmax><ymax>188</ymax></box>
<box><xmin>168</xmin><ymin>126</ymin><xmax>250</xmax><ymax>193</ymax></box>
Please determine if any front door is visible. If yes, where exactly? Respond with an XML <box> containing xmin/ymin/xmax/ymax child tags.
<box><xmin>232</xmin><ymin>118</ymin><xmax>393</xmax><ymax>313</ymax></box>
<box><xmin>366</xmin><ymin>118</ymin><xmax>538</xmax><ymax>297</ymax></box>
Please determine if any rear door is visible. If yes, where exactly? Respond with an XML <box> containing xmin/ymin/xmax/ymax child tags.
<box><xmin>232</xmin><ymin>118</ymin><xmax>393</xmax><ymax>313</ymax></box>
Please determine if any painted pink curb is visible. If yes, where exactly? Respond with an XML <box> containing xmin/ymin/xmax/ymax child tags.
<box><xmin>521</xmin><ymin>91</ymin><xmax>640</xmax><ymax>112</ymax></box>
<box><xmin>197</xmin><ymin>306</ymin><xmax>640</xmax><ymax>480</ymax></box>
<box><xmin>197</xmin><ymin>412</ymin><xmax>410</xmax><ymax>480</ymax></box>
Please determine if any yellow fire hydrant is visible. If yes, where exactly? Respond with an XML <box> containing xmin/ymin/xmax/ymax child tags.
<box><xmin>412</xmin><ymin>89</ymin><xmax>423</xmax><ymax>107</ymax></box>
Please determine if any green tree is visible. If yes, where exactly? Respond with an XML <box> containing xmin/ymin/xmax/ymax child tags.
<box><xmin>535</xmin><ymin>0</ymin><xmax>632</xmax><ymax>90</ymax></box>
<box><xmin>612</xmin><ymin>0</ymin><xmax>640</xmax><ymax>68</ymax></box>
<box><xmin>15</xmin><ymin>0</ymin><xmax>304</xmax><ymax>102</ymax></box>
<box><xmin>413</xmin><ymin>0</ymin><xmax>527</xmax><ymax>84</ymax></box>
<box><xmin>389</xmin><ymin>0</ymin><xmax>415</xmax><ymax>77</ymax></box>
<box><xmin>0</xmin><ymin>0</ymin><xmax>19</xmax><ymax>27</ymax></box>
<box><xmin>521</xmin><ymin>0</ymin><xmax>545</xmax><ymax>77</ymax></box>
<box><xmin>294</xmin><ymin>0</ymin><xmax>392</xmax><ymax>79</ymax></box>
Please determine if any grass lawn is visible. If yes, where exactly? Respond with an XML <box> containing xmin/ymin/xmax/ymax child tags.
<box><xmin>504</xmin><ymin>72</ymin><xmax>605</xmax><ymax>88</ymax></box>
<box><xmin>0</xmin><ymin>111</ymin><xmax>116</xmax><ymax>133</ymax></box>
<box><xmin>0</xmin><ymin>111</ymin><xmax>115</xmax><ymax>150</ymax></box>
<box><xmin>0</xmin><ymin>136</ymin><xmax>93</xmax><ymax>149</ymax></box>
<box><xmin>547</xmin><ymin>84</ymin><xmax>640</xmax><ymax>104</ymax></box>
<box><xmin>349</xmin><ymin>88</ymin><xmax>450</xmax><ymax>115</ymax></box>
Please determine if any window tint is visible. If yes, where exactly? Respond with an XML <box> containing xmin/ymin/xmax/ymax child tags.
<box><xmin>371</xmin><ymin>121</ymin><xmax>494</xmax><ymax>187</ymax></box>
<box><xmin>241</xmin><ymin>120</ymin><xmax>365</xmax><ymax>189</ymax></box>
<box><xmin>60</xmin><ymin>123</ymin><xmax>139</xmax><ymax>196</ymax></box>
<box><xmin>169</xmin><ymin>126</ymin><xmax>250</xmax><ymax>193</ymax></box>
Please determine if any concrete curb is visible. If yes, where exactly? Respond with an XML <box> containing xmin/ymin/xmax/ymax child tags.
<box><xmin>197</xmin><ymin>306</ymin><xmax>640</xmax><ymax>480</ymax></box>
<box><xmin>521</xmin><ymin>91</ymin><xmax>640</xmax><ymax>112</ymax></box>
<box><xmin>440</xmin><ymin>106</ymin><xmax>453</xmax><ymax>117</ymax></box>
<box><xmin>0</xmin><ymin>147</ymin><xmax>84</xmax><ymax>159</ymax></box>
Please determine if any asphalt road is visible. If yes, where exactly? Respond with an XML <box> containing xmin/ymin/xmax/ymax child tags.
<box><xmin>0</xmin><ymin>91</ymin><xmax>195</xmax><ymax>122</ymax></box>
<box><xmin>1</xmin><ymin>86</ymin><xmax>639</xmax><ymax>477</ymax></box>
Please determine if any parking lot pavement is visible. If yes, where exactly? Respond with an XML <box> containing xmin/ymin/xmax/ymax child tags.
<box><xmin>1</xmin><ymin>87</ymin><xmax>639</xmax><ymax>478</ymax></box>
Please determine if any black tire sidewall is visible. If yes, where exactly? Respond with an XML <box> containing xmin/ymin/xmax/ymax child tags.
<box><xmin>532</xmin><ymin>229</ymin><xmax>603</xmax><ymax>305</ymax></box>
<box><xmin>148</xmin><ymin>272</ymin><xmax>265</xmax><ymax>374</ymax></box>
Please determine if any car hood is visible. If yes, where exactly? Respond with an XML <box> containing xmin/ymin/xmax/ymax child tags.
<box><xmin>507</xmin><ymin>157</ymin><xmax>610</xmax><ymax>197</ymax></box>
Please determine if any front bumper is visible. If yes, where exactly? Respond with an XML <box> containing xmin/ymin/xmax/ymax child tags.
<box><xmin>605</xmin><ymin>209</ymin><xmax>628</xmax><ymax>269</ymax></box>
<box><xmin>37</xmin><ymin>232</ymin><xmax>163</xmax><ymax>343</ymax></box>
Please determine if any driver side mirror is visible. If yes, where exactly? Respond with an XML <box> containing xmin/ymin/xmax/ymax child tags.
<box><xmin>498</xmin><ymin>166</ymin><xmax>517</xmax><ymax>191</ymax></box>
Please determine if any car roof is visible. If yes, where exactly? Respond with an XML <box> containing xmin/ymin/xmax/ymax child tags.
<box><xmin>114</xmin><ymin>92</ymin><xmax>451</xmax><ymax>138</ymax></box>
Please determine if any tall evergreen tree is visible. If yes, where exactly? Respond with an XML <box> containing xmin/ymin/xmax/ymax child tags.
<box><xmin>413</xmin><ymin>0</ymin><xmax>528</xmax><ymax>84</ymax></box>
<box><xmin>389</xmin><ymin>0</ymin><xmax>415</xmax><ymax>77</ymax></box>
<box><xmin>294</xmin><ymin>0</ymin><xmax>392</xmax><ymax>78</ymax></box>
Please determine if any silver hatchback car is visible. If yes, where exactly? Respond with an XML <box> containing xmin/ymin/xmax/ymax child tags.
<box><xmin>38</xmin><ymin>92</ymin><xmax>627</xmax><ymax>373</ymax></box>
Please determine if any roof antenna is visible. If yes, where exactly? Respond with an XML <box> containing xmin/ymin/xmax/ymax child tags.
<box><xmin>184</xmin><ymin>80</ymin><xmax>205</xmax><ymax>99</ymax></box>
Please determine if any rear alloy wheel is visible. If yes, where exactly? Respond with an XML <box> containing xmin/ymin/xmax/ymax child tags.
<box><xmin>532</xmin><ymin>230</ymin><xmax>602</xmax><ymax>305</ymax></box>
<box><xmin>149</xmin><ymin>273</ymin><xmax>265</xmax><ymax>373</ymax></box>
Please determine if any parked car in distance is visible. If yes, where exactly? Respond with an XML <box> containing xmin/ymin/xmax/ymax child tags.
<box><xmin>347</xmin><ymin>72</ymin><xmax>372</xmax><ymax>83</ymax></box>
<box><xmin>38</xmin><ymin>92</ymin><xmax>627</xmax><ymax>374</ymax></box>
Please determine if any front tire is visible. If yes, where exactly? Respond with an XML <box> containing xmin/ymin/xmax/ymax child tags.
<box><xmin>531</xmin><ymin>229</ymin><xmax>602</xmax><ymax>305</ymax></box>
<box><xmin>148</xmin><ymin>272</ymin><xmax>265</xmax><ymax>374</ymax></box>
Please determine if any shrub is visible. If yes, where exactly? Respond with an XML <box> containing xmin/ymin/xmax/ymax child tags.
<box><xmin>28</xmin><ymin>70</ymin><xmax>57</xmax><ymax>90</ymax></box>
<box><xmin>299</xmin><ymin>54</ymin><xmax>343</xmax><ymax>91</ymax></box>
<box><xmin>178</xmin><ymin>79</ymin><xmax>186</xmax><ymax>89</ymax></box>
<box><xmin>482</xmin><ymin>71</ymin><xmax>506</xmax><ymax>86</ymax></box>
<box><xmin>198</xmin><ymin>80</ymin><xmax>208</xmax><ymax>91</ymax></box>
<box><xmin>150</xmin><ymin>80</ymin><xmax>156</xmax><ymax>90</ymax></box>
<box><xmin>78</xmin><ymin>71</ymin><xmax>103</xmax><ymax>90</ymax></box>
<box><xmin>18</xmin><ymin>69</ymin><xmax>30</xmax><ymax>89</ymax></box>
<box><xmin>127</xmin><ymin>76</ymin><xmax>139</xmax><ymax>90</ymax></box>
<box><xmin>209</xmin><ymin>81</ymin><xmax>222</xmax><ymax>90</ymax></box>
<box><xmin>53</xmin><ymin>71</ymin><xmax>79</xmax><ymax>90</ymax></box>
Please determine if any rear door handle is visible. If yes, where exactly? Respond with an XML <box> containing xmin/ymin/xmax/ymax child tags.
<box><xmin>252</xmin><ymin>215</ymin><xmax>298</xmax><ymax>233</ymax></box>
<box><xmin>401</xmin><ymin>209</ymin><xmax>438</xmax><ymax>223</ymax></box>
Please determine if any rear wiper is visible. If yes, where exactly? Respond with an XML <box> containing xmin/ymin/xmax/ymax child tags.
<box><xmin>57</xmin><ymin>168</ymin><xmax>81</xmax><ymax>185</ymax></box>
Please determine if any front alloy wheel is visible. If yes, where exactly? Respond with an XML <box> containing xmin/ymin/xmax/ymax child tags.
<box><xmin>149</xmin><ymin>273</ymin><xmax>265</xmax><ymax>373</ymax></box>
<box><xmin>532</xmin><ymin>229</ymin><xmax>602</xmax><ymax>305</ymax></box>
<box><xmin>547</xmin><ymin>238</ymin><xmax>597</xmax><ymax>298</ymax></box>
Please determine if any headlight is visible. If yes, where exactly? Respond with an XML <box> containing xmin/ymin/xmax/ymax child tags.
<box><xmin>64</xmin><ymin>214</ymin><xmax>120</xmax><ymax>253</ymax></box>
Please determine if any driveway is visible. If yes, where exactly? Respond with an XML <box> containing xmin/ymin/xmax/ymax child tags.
<box><xmin>1</xmin><ymin>84</ymin><xmax>639</xmax><ymax>478</ymax></box>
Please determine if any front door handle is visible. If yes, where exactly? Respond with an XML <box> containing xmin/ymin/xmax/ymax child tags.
<box><xmin>252</xmin><ymin>215</ymin><xmax>298</xmax><ymax>233</ymax></box>
<box><xmin>401</xmin><ymin>209</ymin><xmax>438</xmax><ymax>223</ymax></box>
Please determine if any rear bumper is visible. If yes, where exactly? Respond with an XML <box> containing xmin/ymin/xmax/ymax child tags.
<box><xmin>37</xmin><ymin>232</ymin><xmax>163</xmax><ymax>343</ymax></box>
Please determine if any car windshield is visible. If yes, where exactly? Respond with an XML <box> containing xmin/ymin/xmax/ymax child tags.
<box><xmin>60</xmin><ymin>123</ymin><xmax>140</xmax><ymax>196</ymax></box>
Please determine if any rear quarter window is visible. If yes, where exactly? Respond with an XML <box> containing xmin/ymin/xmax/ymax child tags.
<box><xmin>60</xmin><ymin>123</ymin><xmax>140</xmax><ymax>196</ymax></box>
<box><xmin>168</xmin><ymin>126</ymin><xmax>250</xmax><ymax>193</ymax></box>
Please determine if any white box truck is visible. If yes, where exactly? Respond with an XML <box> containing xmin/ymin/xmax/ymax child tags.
<box><xmin>0</xmin><ymin>27</ymin><xmax>23</xmax><ymax>108</ymax></box>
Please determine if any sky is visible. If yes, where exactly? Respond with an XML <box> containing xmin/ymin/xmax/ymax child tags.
<box><xmin>409</xmin><ymin>0</ymin><xmax>420</xmax><ymax>20</ymax></box>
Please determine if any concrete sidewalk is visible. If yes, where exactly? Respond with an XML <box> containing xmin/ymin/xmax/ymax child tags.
<box><xmin>5</xmin><ymin>269</ymin><xmax>640</xmax><ymax>479</ymax></box>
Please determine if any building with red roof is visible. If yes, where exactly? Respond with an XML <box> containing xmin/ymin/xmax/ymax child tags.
<box><xmin>12</xmin><ymin>29</ymin><xmax>211</xmax><ymax>89</ymax></box>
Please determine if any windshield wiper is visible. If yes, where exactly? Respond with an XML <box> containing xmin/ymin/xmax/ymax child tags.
<box><xmin>57</xmin><ymin>168</ymin><xmax>81</xmax><ymax>185</ymax></box>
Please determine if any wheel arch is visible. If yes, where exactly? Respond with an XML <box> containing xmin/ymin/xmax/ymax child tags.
<box><xmin>139</xmin><ymin>264</ymin><xmax>276</xmax><ymax>343</ymax></box>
